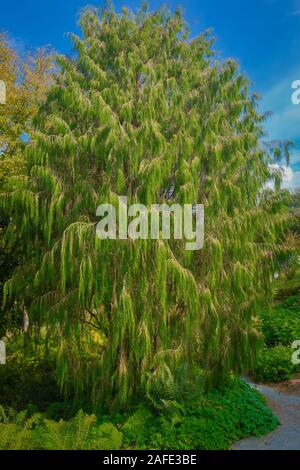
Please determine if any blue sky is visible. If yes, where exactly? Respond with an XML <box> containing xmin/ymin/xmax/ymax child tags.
<box><xmin>1</xmin><ymin>0</ymin><xmax>300</xmax><ymax>188</ymax></box>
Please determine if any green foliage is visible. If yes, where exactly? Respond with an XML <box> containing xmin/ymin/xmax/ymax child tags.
<box><xmin>281</xmin><ymin>294</ymin><xmax>300</xmax><ymax>311</ymax></box>
<box><xmin>144</xmin><ymin>363</ymin><xmax>206</xmax><ymax>409</ymax></box>
<box><xmin>0</xmin><ymin>35</ymin><xmax>54</xmax><ymax>335</ymax></box>
<box><xmin>252</xmin><ymin>346</ymin><xmax>300</xmax><ymax>383</ymax></box>
<box><xmin>275</xmin><ymin>274</ymin><xmax>300</xmax><ymax>299</ymax></box>
<box><xmin>0</xmin><ymin>408</ymin><xmax>122</xmax><ymax>450</ymax></box>
<box><xmin>260</xmin><ymin>305</ymin><xmax>300</xmax><ymax>347</ymax></box>
<box><xmin>0</xmin><ymin>379</ymin><xmax>277</xmax><ymax>450</ymax></box>
<box><xmin>0</xmin><ymin>339</ymin><xmax>63</xmax><ymax>410</ymax></box>
<box><xmin>254</xmin><ymin>292</ymin><xmax>300</xmax><ymax>383</ymax></box>
<box><xmin>1</xmin><ymin>3</ymin><xmax>291</xmax><ymax>407</ymax></box>
<box><xmin>34</xmin><ymin>411</ymin><xmax>123</xmax><ymax>450</ymax></box>
<box><xmin>122</xmin><ymin>379</ymin><xmax>278</xmax><ymax>450</ymax></box>
<box><xmin>0</xmin><ymin>218</ymin><xmax>24</xmax><ymax>336</ymax></box>
<box><xmin>0</xmin><ymin>406</ymin><xmax>42</xmax><ymax>450</ymax></box>
<box><xmin>0</xmin><ymin>361</ymin><xmax>59</xmax><ymax>411</ymax></box>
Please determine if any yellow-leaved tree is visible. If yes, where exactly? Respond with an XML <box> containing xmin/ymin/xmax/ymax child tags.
<box><xmin>0</xmin><ymin>33</ymin><xmax>55</xmax><ymax>187</ymax></box>
<box><xmin>0</xmin><ymin>32</ymin><xmax>55</xmax><ymax>334</ymax></box>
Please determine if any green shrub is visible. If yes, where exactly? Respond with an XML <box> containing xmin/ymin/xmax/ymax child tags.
<box><xmin>260</xmin><ymin>307</ymin><xmax>300</xmax><ymax>347</ymax></box>
<box><xmin>281</xmin><ymin>294</ymin><xmax>300</xmax><ymax>311</ymax></box>
<box><xmin>252</xmin><ymin>346</ymin><xmax>300</xmax><ymax>383</ymax></box>
<box><xmin>122</xmin><ymin>379</ymin><xmax>278</xmax><ymax>450</ymax></box>
<box><xmin>0</xmin><ymin>336</ymin><xmax>63</xmax><ymax>411</ymax></box>
<box><xmin>0</xmin><ymin>354</ymin><xmax>62</xmax><ymax>411</ymax></box>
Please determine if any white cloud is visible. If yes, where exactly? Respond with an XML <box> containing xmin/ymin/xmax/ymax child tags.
<box><xmin>288</xmin><ymin>170</ymin><xmax>300</xmax><ymax>190</ymax></box>
<box><xmin>268</xmin><ymin>164</ymin><xmax>300</xmax><ymax>191</ymax></box>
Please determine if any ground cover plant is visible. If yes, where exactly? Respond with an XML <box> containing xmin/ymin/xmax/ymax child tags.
<box><xmin>0</xmin><ymin>378</ymin><xmax>278</xmax><ymax>450</ymax></box>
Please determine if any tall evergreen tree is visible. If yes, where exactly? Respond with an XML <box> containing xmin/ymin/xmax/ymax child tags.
<box><xmin>1</xmin><ymin>4</ymin><xmax>290</xmax><ymax>407</ymax></box>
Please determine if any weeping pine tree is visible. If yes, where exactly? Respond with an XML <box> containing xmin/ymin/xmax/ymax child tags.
<box><xmin>1</xmin><ymin>3</ymin><xmax>290</xmax><ymax>407</ymax></box>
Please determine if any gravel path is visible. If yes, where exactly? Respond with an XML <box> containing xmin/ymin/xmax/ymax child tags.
<box><xmin>233</xmin><ymin>379</ymin><xmax>300</xmax><ymax>450</ymax></box>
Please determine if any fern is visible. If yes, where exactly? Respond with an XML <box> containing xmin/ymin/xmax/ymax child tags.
<box><xmin>0</xmin><ymin>408</ymin><xmax>122</xmax><ymax>450</ymax></box>
<box><xmin>0</xmin><ymin>408</ymin><xmax>41</xmax><ymax>450</ymax></box>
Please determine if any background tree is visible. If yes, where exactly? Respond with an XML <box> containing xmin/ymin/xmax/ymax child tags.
<box><xmin>1</xmin><ymin>4</ymin><xmax>291</xmax><ymax>407</ymax></box>
<box><xmin>0</xmin><ymin>33</ymin><xmax>54</xmax><ymax>335</ymax></box>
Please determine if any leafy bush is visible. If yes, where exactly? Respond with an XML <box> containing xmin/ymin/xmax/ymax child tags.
<box><xmin>122</xmin><ymin>379</ymin><xmax>278</xmax><ymax>450</ymax></box>
<box><xmin>275</xmin><ymin>274</ymin><xmax>300</xmax><ymax>300</ymax></box>
<box><xmin>0</xmin><ymin>351</ymin><xmax>62</xmax><ymax>411</ymax></box>
<box><xmin>252</xmin><ymin>346</ymin><xmax>300</xmax><ymax>383</ymax></box>
<box><xmin>260</xmin><ymin>307</ymin><xmax>300</xmax><ymax>347</ymax></box>
<box><xmin>281</xmin><ymin>294</ymin><xmax>300</xmax><ymax>311</ymax></box>
<box><xmin>0</xmin><ymin>338</ymin><xmax>93</xmax><ymax>417</ymax></box>
<box><xmin>253</xmin><ymin>294</ymin><xmax>300</xmax><ymax>383</ymax></box>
